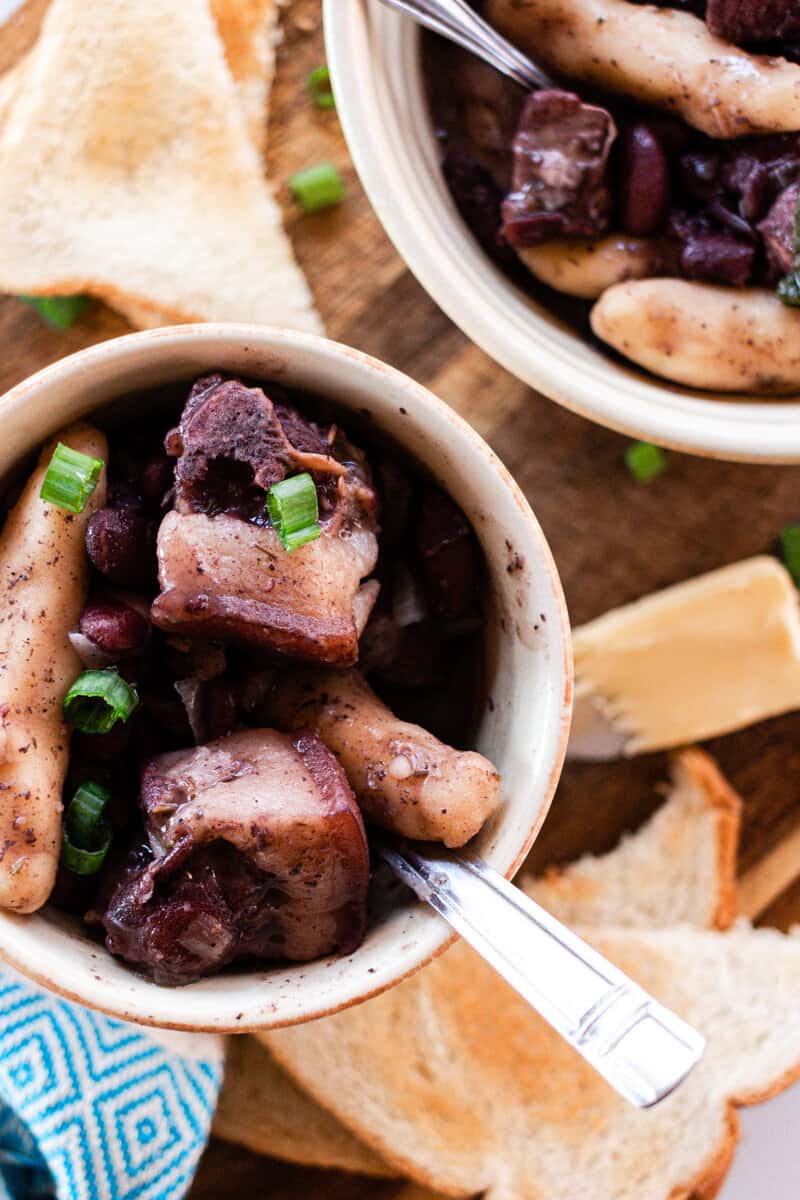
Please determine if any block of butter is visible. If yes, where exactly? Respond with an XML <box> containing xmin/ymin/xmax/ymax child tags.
<box><xmin>569</xmin><ymin>556</ymin><xmax>800</xmax><ymax>759</ymax></box>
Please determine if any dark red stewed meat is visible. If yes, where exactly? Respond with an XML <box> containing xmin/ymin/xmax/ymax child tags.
<box><xmin>151</xmin><ymin>377</ymin><xmax>380</xmax><ymax>665</ymax></box>
<box><xmin>758</xmin><ymin>181</ymin><xmax>800</xmax><ymax>276</ymax></box>
<box><xmin>502</xmin><ymin>90</ymin><xmax>616</xmax><ymax>247</ymax></box>
<box><xmin>102</xmin><ymin>728</ymin><xmax>370</xmax><ymax>984</ymax></box>
<box><xmin>706</xmin><ymin>0</ymin><xmax>800</xmax><ymax>43</ymax></box>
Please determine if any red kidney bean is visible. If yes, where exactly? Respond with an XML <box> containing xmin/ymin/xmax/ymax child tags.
<box><xmin>619</xmin><ymin>123</ymin><xmax>671</xmax><ymax>236</ymax></box>
<box><xmin>85</xmin><ymin>507</ymin><xmax>158</xmax><ymax>590</ymax></box>
<box><xmin>79</xmin><ymin>600</ymin><xmax>150</xmax><ymax>657</ymax></box>
<box><xmin>140</xmin><ymin>456</ymin><xmax>174</xmax><ymax>510</ymax></box>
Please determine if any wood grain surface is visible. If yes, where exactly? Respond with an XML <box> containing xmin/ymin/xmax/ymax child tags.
<box><xmin>0</xmin><ymin>1</ymin><xmax>799</xmax><ymax>1196</ymax></box>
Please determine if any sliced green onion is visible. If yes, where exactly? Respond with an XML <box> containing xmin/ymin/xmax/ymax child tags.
<box><xmin>66</xmin><ymin>781</ymin><xmax>111</xmax><ymax>845</ymax></box>
<box><xmin>63</xmin><ymin>669</ymin><xmax>138</xmax><ymax>733</ymax></box>
<box><xmin>40</xmin><ymin>442</ymin><xmax>104</xmax><ymax>513</ymax></box>
<box><xmin>625</xmin><ymin>441</ymin><xmax>667</xmax><ymax>483</ymax></box>
<box><xmin>19</xmin><ymin>295</ymin><xmax>89</xmax><ymax>330</ymax></box>
<box><xmin>61</xmin><ymin>780</ymin><xmax>112</xmax><ymax>876</ymax></box>
<box><xmin>781</xmin><ymin>524</ymin><xmax>800</xmax><ymax>586</ymax></box>
<box><xmin>267</xmin><ymin>471</ymin><xmax>321</xmax><ymax>552</ymax></box>
<box><xmin>62</xmin><ymin>828</ymin><xmax>112</xmax><ymax>875</ymax></box>
<box><xmin>288</xmin><ymin>162</ymin><xmax>344</xmax><ymax>213</ymax></box>
<box><xmin>778</xmin><ymin>272</ymin><xmax>800</xmax><ymax>307</ymax></box>
<box><xmin>307</xmin><ymin>64</ymin><xmax>335</xmax><ymax>109</ymax></box>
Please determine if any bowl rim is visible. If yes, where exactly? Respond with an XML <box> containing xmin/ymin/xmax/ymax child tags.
<box><xmin>325</xmin><ymin>0</ymin><xmax>800</xmax><ymax>464</ymax></box>
<box><xmin>0</xmin><ymin>323</ymin><xmax>573</xmax><ymax>1030</ymax></box>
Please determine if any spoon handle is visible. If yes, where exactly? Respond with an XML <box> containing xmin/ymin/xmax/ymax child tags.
<box><xmin>377</xmin><ymin>840</ymin><xmax>705</xmax><ymax>1108</ymax></box>
<box><xmin>377</xmin><ymin>0</ymin><xmax>554</xmax><ymax>90</ymax></box>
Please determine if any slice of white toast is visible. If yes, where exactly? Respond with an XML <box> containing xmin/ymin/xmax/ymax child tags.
<box><xmin>0</xmin><ymin>0</ymin><xmax>321</xmax><ymax>331</ymax></box>
<box><xmin>212</xmin><ymin>1035</ymin><xmax>394</xmax><ymax>1177</ymax></box>
<box><xmin>265</xmin><ymin>924</ymin><xmax>800</xmax><ymax>1200</ymax></box>
<box><xmin>571</xmin><ymin>556</ymin><xmax>800</xmax><ymax>757</ymax></box>
<box><xmin>260</xmin><ymin>751</ymin><xmax>800</xmax><ymax>1199</ymax></box>
<box><xmin>217</xmin><ymin>749</ymin><xmax>735</xmax><ymax>1176</ymax></box>
<box><xmin>524</xmin><ymin>748</ymin><xmax>740</xmax><ymax>931</ymax></box>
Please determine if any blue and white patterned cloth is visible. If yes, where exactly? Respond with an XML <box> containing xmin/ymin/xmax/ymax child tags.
<box><xmin>0</xmin><ymin>969</ymin><xmax>224</xmax><ymax>1200</ymax></box>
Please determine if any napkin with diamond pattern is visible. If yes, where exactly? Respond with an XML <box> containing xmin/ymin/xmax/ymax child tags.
<box><xmin>0</xmin><ymin>968</ymin><xmax>223</xmax><ymax>1199</ymax></box>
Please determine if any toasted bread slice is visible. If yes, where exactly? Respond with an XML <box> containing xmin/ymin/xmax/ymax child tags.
<box><xmin>0</xmin><ymin>0</ymin><xmax>320</xmax><ymax>331</ymax></box>
<box><xmin>213</xmin><ymin>1035</ymin><xmax>394</xmax><ymax>1177</ymax></box>
<box><xmin>219</xmin><ymin>751</ymin><xmax>734</xmax><ymax>1177</ymax></box>
<box><xmin>260</xmin><ymin>750</ymin><xmax>800</xmax><ymax>1198</ymax></box>
<box><xmin>525</xmin><ymin>748</ymin><xmax>741</xmax><ymax>931</ymax></box>
<box><xmin>210</xmin><ymin>0</ymin><xmax>279</xmax><ymax>159</ymax></box>
<box><xmin>263</xmin><ymin>923</ymin><xmax>800</xmax><ymax>1199</ymax></box>
<box><xmin>0</xmin><ymin>0</ymin><xmax>277</xmax><ymax>157</ymax></box>
<box><xmin>0</xmin><ymin>0</ymin><xmax>282</xmax><ymax>331</ymax></box>
<box><xmin>571</xmin><ymin>556</ymin><xmax>800</xmax><ymax>756</ymax></box>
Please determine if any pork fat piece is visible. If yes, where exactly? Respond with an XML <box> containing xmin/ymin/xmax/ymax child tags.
<box><xmin>151</xmin><ymin>376</ymin><xmax>379</xmax><ymax>665</ymax></box>
<box><xmin>103</xmin><ymin>729</ymin><xmax>370</xmax><ymax>984</ymax></box>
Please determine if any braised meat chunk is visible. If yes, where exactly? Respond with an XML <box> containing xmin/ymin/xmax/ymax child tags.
<box><xmin>706</xmin><ymin>0</ymin><xmax>800</xmax><ymax>44</ymax></box>
<box><xmin>502</xmin><ymin>91</ymin><xmax>617</xmax><ymax>247</ymax></box>
<box><xmin>102</xmin><ymin>729</ymin><xmax>370</xmax><ymax>984</ymax></box>
<box><xmin>269</xmin><ymin>669</ymin><xmax>501</xmax><ymax>849</ymax></box>
<box><xmin>167</xmin><ymin>374</ymin><xmax>346</xmax><ymax>519</ymax></box>
<box><xmin>758</xmin><ymin>181</ymin><xmax>800</xmax><ymax>276</ymax></box>
<box><xmin>151</xmin><ymin>376</ymin><xmax>379</xmax><ymax>665</ymax></box>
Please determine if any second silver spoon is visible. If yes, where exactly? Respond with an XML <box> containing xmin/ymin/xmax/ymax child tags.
<box><xmin>377</xmin><ymin>0</ymin><xmax>554</xmax><ymax>90</ymax></box>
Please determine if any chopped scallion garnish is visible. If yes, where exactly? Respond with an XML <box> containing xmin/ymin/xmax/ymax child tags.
<box><xmin>63</xmin><ymin>669</ymin><xmax>138</xmax><ymax>733</ymax></box>
<box><xmin>62</xmin><ymin>826</ymin><xmax>112</xmax><ymax>875</ymax></box>
<box><xmin>19</xmin><ymin>295</ymin><xmax>89</xmax><ymax>330</ymax></box>
<box><xmin>625</xmin><ymin>441</ymin><xmax>667</xmax><ymax>483</ymax></box>
<box><xmin>267</xmin><ymin>472</ymin><xmax>321</xmax><ymax>552</ymax></box>
<box><xmin>777</xmin><ymin>272</ymin><xmax>800</xmax><ymax>307</ymax></box>
<box><xmin>780</xmin><ymin>524</ymin><xmax>800</xmax><ymax>585</ymax></box>
<box><xmin>61</xmin><ymin>780</ymin><xmax>112</xmax><ymax>876</ymax></box>
<box><xmin>67</xmin><ymin>781</ymin><xmax>111</xmax><ymax>846</ymax></box>
<box><xmin>288</xmin><ymin>162</ymin><xmax>344</xmax><ymax>214</ymax></box>
<box><xmin>40</xmin><ymin>442</ymin><xmax>104</xmax><ymax>513</ymax></box>
<box><xmin>307</xmin><ymin>65</ymin><xmax>335</xmax><ymax>110</ymax></box>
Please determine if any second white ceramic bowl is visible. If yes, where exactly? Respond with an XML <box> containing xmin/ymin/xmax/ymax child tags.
<box><xmin>0</xmin><ymin>325</ymin><xmax>571</xmax><ymax>1030</ymax></box>
<box><xmin>325</xmin><ymin>0</ymin><xmax>800</xmax><ymax>463</ymax></box>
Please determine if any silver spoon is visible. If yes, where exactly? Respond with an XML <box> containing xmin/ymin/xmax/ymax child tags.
<box><xmin>376</xmin><ymin>0</ymin><xmax>554</xmax><ymax>90</ymax></box>
<box><xmin>377</xmin><ymin>838</ymin><xmax>705</xmax><ymax>1108</ymax></box>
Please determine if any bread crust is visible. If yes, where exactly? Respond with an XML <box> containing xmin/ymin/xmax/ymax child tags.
<box><xmin>674</xmin><ymin>748</ymin><xmax>741</xmax><ymax>931</ymax></box>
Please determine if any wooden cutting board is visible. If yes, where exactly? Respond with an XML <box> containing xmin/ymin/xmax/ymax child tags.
<box><xmin>1</xmin><ymin>1</ymin><xmax>800</xmax><ymax>1196</ymax></box>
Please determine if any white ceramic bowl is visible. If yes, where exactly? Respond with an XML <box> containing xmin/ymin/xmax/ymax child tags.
<box><xmin>0</xmin><ymin>325</ymin><xmax>571</xmax><ymax>1031</ymax></box>
<box><xmin>325</xmin><ymin>0</ymin><xmax>800</xmax><ymax>463</ymax></box>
